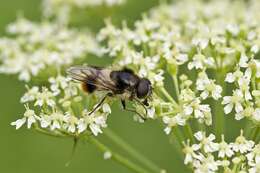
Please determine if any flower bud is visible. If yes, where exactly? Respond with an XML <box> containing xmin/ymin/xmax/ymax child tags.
<box><xmin>167</xmin><ymin>60</ymin><xmax>178</xmax><ymax>76</ymax></box>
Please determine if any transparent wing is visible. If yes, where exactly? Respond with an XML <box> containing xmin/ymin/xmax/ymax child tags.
<box><xmin>67</xmin><ymin>66</ymin><xmax>118</xmax><ymax>92</ymax></box>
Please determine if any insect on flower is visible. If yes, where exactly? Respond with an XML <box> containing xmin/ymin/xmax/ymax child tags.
<box><xmin>67</xmin><ymin>66</ymin><xmax>153</xmax><ymax>119</ymax></box>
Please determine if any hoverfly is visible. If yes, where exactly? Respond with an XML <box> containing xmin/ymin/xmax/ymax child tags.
<box><xmin>67</xmin><ymin>66</ymin><xmax>152</xmax><ymax>119</ymax></box>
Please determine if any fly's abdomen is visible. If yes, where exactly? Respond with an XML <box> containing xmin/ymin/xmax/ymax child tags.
<box><xmin>82</xmin><ymin>81</ymin><xmax>97</xmax><ymax>93</ymax></box>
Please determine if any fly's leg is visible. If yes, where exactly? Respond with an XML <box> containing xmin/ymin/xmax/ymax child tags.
<box><xmin>133</xmin><ymin>98</ymin><xmax>148</xmax><ymax>117</ymax></box>
<box><xmin>88</xmin><ymin>93</ymin><xmax>112</xmax><ymax>115</ymax></box>
<box><xmin>121</xmin><ymin>100</ymin><xmax>147</xmax><ymax>121</ymax></box>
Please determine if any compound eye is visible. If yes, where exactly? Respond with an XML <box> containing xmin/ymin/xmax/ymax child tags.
<box><xmin>137</xmin><ymin>79</ymin><xmax>151</xmax><ymax>99</ymax></box>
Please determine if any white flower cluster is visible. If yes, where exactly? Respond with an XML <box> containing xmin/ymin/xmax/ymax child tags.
<box><xmin>44</xmin><ymin>0</ymin><xmax>125</xmax><ymax>9</ymax></box>
<box><xmin>11</xmin><ymin>75</ymin><xmax>111</xmax><ymax>136</ymax></box>
<box><xmin>223</xmin><ymin>52</ymin><xmax>260</xmax><ymax>123</ymax></box>
<box><xmin>0</xmin><ymin>17</ymin><xmax>100</xmax><ymax>81</ymax></box>
<box><xmin>98</xmin><ymin>18</ymin><xmax>173</xmax><ymax>87</ymax></box>
<box><xmin>97</xmin><ymin>0</ymin><xmax>260</xmax><ymax>133</ymax></box>
<box><xmin>42</xmin><ymin>0</ymin><xmax>125</xmax><ymax>23</ymax></box>
<box><xmin>162</xmin><ymin>74</ymin><xmax>215</xmax><ymax>134</ymax></box>
<box><xmin>5</xmin><ymin>0</ymin><xmax>260</xmax><ymax>172</ymax></box>
<box><xmin>183</xmin><ymin>131</ymin><xmax>260</xmax><ymax>173</ymax></box>
<box><xmin>148</xmin><ymin>0</ymin><xmax>260</xmax><ymax>73</ymax></box>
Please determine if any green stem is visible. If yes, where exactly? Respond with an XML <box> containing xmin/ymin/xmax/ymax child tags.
<box><xmin>170</xmin><ymin>127</ymin><xmax>185</xmax><ymax>159</ymax></box>
<box><xmin>214</xmin><ymin>102</ymin><xmax>224</xmax><ymax>140</ymax></box>
<box><xmin>142</xmin><ymin>43</ymin><xmax>150</xmax><ymax>56</ymax></box>
<box><xmin>104</xmin><ymin>128</ymin><xmax>163</xmax><ymax>173</ymax></box>
<box><xmin>251</xmin><ymin>76</ymin><xmax>256</xmax><ymax>91</ymax></box>
<box><xmin>160</xmin><ymin>87</ymin><xmax>178</xmax><ymax>107</ymax></box>
<box><xmin>251</xmin><ymin>126</ymin><xmax>260</xmax><ymax>142</ymax></box>
<box><xmin>87</xmin><ymin>136</ymin><xmax>150</xmax><ymax>173</ymax></box>
<box><xmin>65</xmin><ymin>137</ymin><xmax>79</xmax><ymax>167</ymax></box>
<box><xmin>33</xmin><ymin>126</ymin><xmax>68</xmax><ymax>138</ymax></box>
<box><xmin>173</xmin><ymin>127</ymin><xmax>185</xmax><ymax>148</ymax></box>
<box><xmin>244</xmin><ymin>121</ymin><xmax>254</xmax><ymax>138</ymax></box>
<box><xmin>184</xmin><ymin>124</ymin><xmax>195</xmax><ymax>143</ymax></box>
<box><xmin>169</xmin><ymin>134</ymin><xmax>184</xmax><ymax>161</ymax></box>
<box><xmin>197</xmin><ymin>122</ymin><xmax>206</xmax><ymax>132</ymax></box>
<box><xmin>214</xmin><ymin>69</ymin><xmax>225</xmax><ymax>141</ymax></box>
<box><xmin>172</xmin><ymin>75</ymin><xmax>180</xmax><ymax>101</ymax></box>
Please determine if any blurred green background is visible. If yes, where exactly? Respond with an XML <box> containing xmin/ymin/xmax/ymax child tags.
<box><xmin>0</xmin><ymin>0</ymin><xmax>187</xmax><ymax>173</ymax></box>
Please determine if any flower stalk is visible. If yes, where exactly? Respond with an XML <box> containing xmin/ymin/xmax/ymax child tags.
<box><xmin>159</xmin><ymin>87</ymin><xmax>178</xmax><ymax>107</ymax></box>
<box><xmin>214</xmin><ymin>69</ymin><xmax>225</xmax><ymax>140</ymax></box>
<box><xmin>87</xmin><ymin>136</ymin><xmax>151</xmax><ymax>173</ymax></box>
<box><xmin>251</xmin><ymin>126</ymin><xmax>260</xmax><ymax>142</ymax></box>
<box><xmin>104</xmin><ymin>128</ymin><xmax>164</xmax><ymax>173</ymax></box>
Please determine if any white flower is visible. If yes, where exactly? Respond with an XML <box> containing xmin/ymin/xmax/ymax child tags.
<box><xmin>231</xmin><ymin>130</ymin><xmax>255</xmax><ymax>154</ymax></box>
<box><xmin>188</xmin><ymin>54</ymin><xmax>215</xmax><ymax>70</ymax></box>
<box><xmin>149</xmin><ymin>70</ymin><xmax>164</xmax><ymax>87</ymax></box>
<box><xmin>250</xmin><ymin>45</ymin><xmax>259</xmax><ymax>54</ymax></box>
<box><xmin>184</xmin><ymin>98</ymin><xmax>212</xmax><ymax>125</ymax></box>
<box><xmin>248</xmin><ymin>156</ymin><xmax>260</xmax><ymax>173</ymax></box>
<box><xmin>225</xmin><ymin>73</ymin><xmax>236</xmax><ymax>83</ymax></box>
<box><xmin>49</xmin><ymin>75</ymin><xmax>70</xmax><ymax>96</ymax></box>
<box><xmin>39</xmin><ymin>114</ymin><xmax>52</xmax><ymax>128</ymax></box>
<box><xmin>225</xmin><ymin>70</ymin><xmax>243</xmax><ymax>83</ymax></box>
<box><xmin>218</xmin><ymin>135</ymin><xmax>234</xmax><ymax>158</ymax></box>
<box><xmin>102</xmin><ymin>103</ymin><xmax>111</xmax><ymax>114</ymax></box>
<box><xmin>253</xmin><ymin>59</ymin><xmax>260</xmax><ymax>78</ymax></box>
<box><xmin>162</xmin><ymin>42</ymin><xmax>188</xmax><ymax>65</ymax></box>
<box><xmin>43</xmin><ymin>0</ymin><xmax>125</xmax><ymax>20</ymax></box>
<box><xmin>63</xmin><ymin>113</ymin><xmax>78</xmax><ymax>133</ymax></box>
<box><xmin>162</xmin><ymin>115</ymin><xmax>186</xmax><ymax>134</ymax></box>
<box><xmin>11</xmin><ymin>105</ymin><xmax>38</xmax><ymax>129</ymax></box>
<box><xmin>193</xmin><ymin>131</ymin><xmax>219</xmax><ymax>153</ymax></box>
<box><xmin>239</xmin><ymin>54</ymin><xmax>249</xmax><ymax>68</ymax></box>
<box><xmin>146</xmin><ymin>107</ymin><xmax>155</xmax><ymax>119</ymax></box>
<box><xmin>183</xmin><ymin>140</ymin><xmax>203</xmax><ymax>165</ymax></box>
<box><xmin>49</xmin><ymin>111</ymin><xmax>64</xmax><ymax>131</ymax></box>
<box><xmin>34</xmin><ymin>87</ymin><xmax>56</xmax><ymax>107</ymax></box>
<box><xmin>193</xmin><ymin>155</ymin><xmax>220</xmax><ymax>173</ymax></box>
<box><xmin>0</xmin><ymin>17</ymin><xmax>100</xmax><ymax>81</ymax></box>
<box><xmin>196</xmin><ymin>73</ymin><xmax>222</xmax><ymax>100</ymax></box>
<box><xmin>77</xmin><ymin>110</ymin><xmax>107</xmax><ymax>136</ymax></box>
<box><xmin>11</xmin><ymin>118</ymin><xmax>27</xmax><ymax>130</ymax></box>
<box><xmin>226</xmin><ymin>24</ymin><xmax>239</xmax><ymax>36</ymax></box>
<box><xmin>222</xmin><ymin>90</ymin><xmax>244</xmax><ymax>114</ymax></box>
<box><xmin>20</xmin><ymin>86</ymin><xmax>39</xmax><ymax>103</ymax></box>
<box><xmin>192</xmin><ymin>38</ymin><xmax>209</xmax><ymax>49</ymax></box>
<box><xmin>235</xmin><ymin>107</ymin><xmax>254</xmax><ymax>121</ymax></box>
<box><xmin>247</xmin><ymin>144</ymin><xmax>260</xmax><ymax>167</ymax></box>
<box><xmin>252</xmin><ymin>108</ymin><xmax>260</xmax><ymax>122</ymax></box>
<box><xmin>175</xmin><ymin>53</ymin><xmax>189</xmax><ymax>65</ymax></box>
<box><xmin>238</xmin><ymin>76</ymin><xmax>252</xmax><ymax>101</ymax></box>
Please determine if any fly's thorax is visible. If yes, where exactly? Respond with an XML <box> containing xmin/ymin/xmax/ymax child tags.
<box><xmin>110</xmin><ymin>70</ymin><xmax>140</xmax><ymax>90</ymax></box>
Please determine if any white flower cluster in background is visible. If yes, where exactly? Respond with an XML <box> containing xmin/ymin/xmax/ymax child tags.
<box><xmin>11</xmin><ymin>75</ymin><xmax>111</xmax><ymax>136</ymax></box>
<box><xmin>223</xmin><ymin>53</ymin><xmax>260</xmax><ymax>123</ymax></box>
<box><xmin>0</xmin><ymin>17</ymin><xmax>100</xmax><ymax>81</ymax></box>
<box><xmin>42</xmin><ymin>0</ymin><xmax>126</xmax><ymax>23</ymax></box>
<box><xmin>183</xmin><ymin>131</ymin><xmax>260</xmax><ymax>173</ymax></box>
<box><xmin>44</xmin><ymin>0</ymin><xmax>125</xmax><ymax>9</ymax></box>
